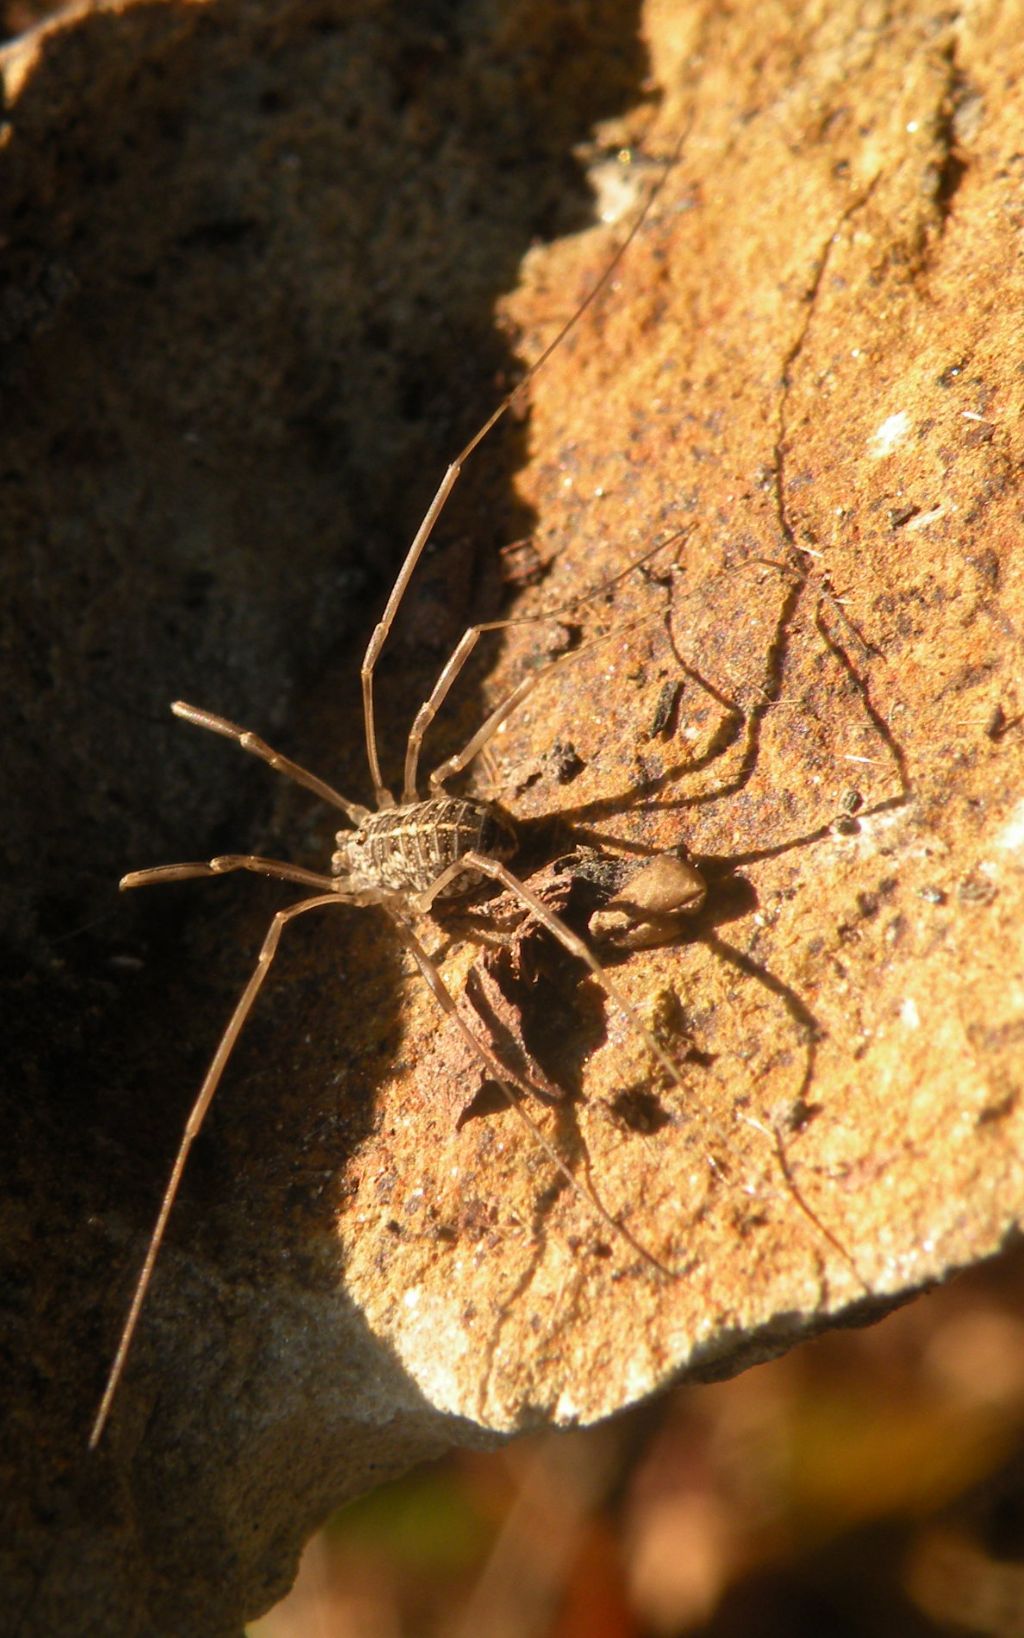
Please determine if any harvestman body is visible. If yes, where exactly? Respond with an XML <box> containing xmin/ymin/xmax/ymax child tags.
<box><xmin>90</xmin><ymin>143</ymin><xmax>703</xmax><ymax>1448</ymax></box>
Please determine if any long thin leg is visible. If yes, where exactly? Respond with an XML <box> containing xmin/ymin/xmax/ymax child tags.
<box><xmin>171</xmin><ymin>702</ymin><xmax>369</xmax><ymax>824</ymax></box>
<box><xmin>121</xmin><ymin>856</ymin><xmax>339</xmax><ymax>892</ymax></box>
<box><xmin>416</xmin><ymin>855</ymin><xmax>732</xmax><ymax>1164</ymax></box>
<box><xmin>402</xmin><ymin>530</ymin><xmax>689</xmax><ymax>800</ymax></box>
<box><xmin>423</xmin><ymin>857</ymin><xmax>868</xmax><ymax>1277</ymax></box>
<box><xmin>89</xmin><ymin>891</ymin><xmax>343</xmax><ymax>1448</ymax></box>
<box><xmin>427</xmin><ymin>613</ymin><xmax>654</xmax><ymax>794</ymax></box>
<box><xmin>386</xmin><ymin>908</ymin><xmax>673</xmax><ymax>1278</ymax></box>
<box><xmin>360</xmin><ymin>145</ymin><xmax>686</xmax><ymax>808</ymax></box>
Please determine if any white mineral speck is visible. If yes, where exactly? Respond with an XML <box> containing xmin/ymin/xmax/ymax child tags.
<box><xmin>869</xmin><ymin>411</ymin><xmax>910</xmax><ymax>457</ymax></box>
<box><xmin>995</xmin><ymin>799</ymin><xmax>1024</xmax><ymax>855</ymax></box>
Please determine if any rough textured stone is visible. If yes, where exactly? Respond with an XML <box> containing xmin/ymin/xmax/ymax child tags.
<box><xmin>5</xmin><ymin>0</ymin><xmax>1023</xmax><ymax>1633</ymax></box>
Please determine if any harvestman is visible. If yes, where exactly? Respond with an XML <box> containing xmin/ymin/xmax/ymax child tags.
<box><xmin>90</xmin><ymin>143</ymin><xmax>705</xmax><ymax>1449</ymax></box>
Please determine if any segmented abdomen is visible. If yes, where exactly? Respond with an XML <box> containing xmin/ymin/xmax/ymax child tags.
<box><xmin>345</xmin><ymin>797</ymin><xmax>517</xmax><ymax>896</ymax></box>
